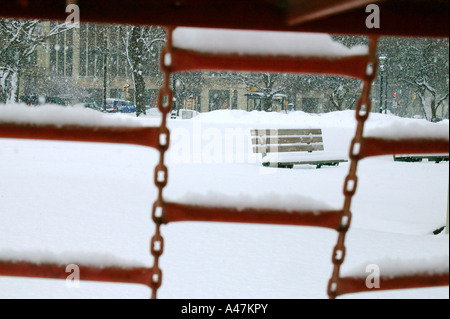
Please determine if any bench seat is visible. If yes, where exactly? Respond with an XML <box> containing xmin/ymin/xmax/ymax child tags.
<box><xmin>251</xmin><ymin>128</ymin><xmax>348</xmax><ymax>169</ymax></box>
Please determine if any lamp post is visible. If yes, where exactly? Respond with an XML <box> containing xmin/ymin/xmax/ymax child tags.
<box><xmin>103</xmin><ymin>47</ymin><xmax>108</xmax><ymax>112</ymax></box>
<box><xmin>172</xmin><ymin>74</ymin><xmax>177</xmax><ymax>111</ymax></box>
<box><xmin>379</xmin><ymin>56</ymin><xmax>387</xmax><ymax>114</ymax></box>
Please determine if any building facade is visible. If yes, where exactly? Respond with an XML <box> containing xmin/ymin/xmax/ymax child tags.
<box><xmin>16</xmin><ymin>22</ymin><xmax>447</xmax><ymax>119</ymax></box>
<box><xmin>17</xmin><ymin>22</ymin><xmax>337</xmax><ymax>113</ymax></box>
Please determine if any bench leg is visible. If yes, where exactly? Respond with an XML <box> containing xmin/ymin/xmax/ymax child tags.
<box><xmin>278</xmin><ymin>163</ymin><xmax>294</xmax><ymax>169</ymax></box>
<box><xmin>262</xmin><ymin>163</ymin><xmax>293</xmax><ymax>169</ymax></box>
<box><xmin>316</xmin><ymin>162</ymin><xmax>339</xmax><ymax>169</ymax></box>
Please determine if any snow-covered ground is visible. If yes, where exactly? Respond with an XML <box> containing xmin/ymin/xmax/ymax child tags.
<box><xmin>0</xmin><ymin>105</ymin><xmax>448</xmax><ymax>299</ymax></box>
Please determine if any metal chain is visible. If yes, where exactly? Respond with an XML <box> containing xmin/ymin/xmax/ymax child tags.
<box><xmin>149</xmin><ymin>30</ymin><xmax>379</xmax><ymax>299</ymax></box>
<box><xmin>150</xmin><ymin>27</ymin><xmax>174</xmax><ymax>299</ymax></box>
<box><xmin>327</xmin><ymin>36</ymin><xmax>379</xmax><ymax>299</ymax></box>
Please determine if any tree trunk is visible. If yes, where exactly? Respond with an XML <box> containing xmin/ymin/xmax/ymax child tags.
<box><xmin>134</xmin><ymin>71</ymin><xmax>146</xmax><ymax>116</ymax></box>
<box><xmin>7</xmin><ymin>70</ymin><xmax>18</xmax><ymax>104</ymax></box>
<box><xmin>262</xmin><ymin>96</ymin><xmax>273</xmax><ymax>111</ymax></box>
<box><xmin>430</xmin><ymin>95</ymin><xmax>437</xmax><ymax>122</ymax></box>
<box><xmin>130</xmin><ymin>27</ymin><xmax>147</xmax><ymax>117</ymax></box>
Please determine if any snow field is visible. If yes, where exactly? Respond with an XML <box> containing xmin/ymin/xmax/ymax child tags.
<box><xmin>0</xmin><ymin>106</ymin><xmax>448</xmax><ymax>298</ymax></box>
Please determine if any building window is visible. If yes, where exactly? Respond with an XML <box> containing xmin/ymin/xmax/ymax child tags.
<box><xmin>108</xmin><ymin>26</ymin><xmax>128</xmax><ymax>78</ymax></box>
<box><xmin>49</xmin><ymin>23</ymin><xmax>73</xmax><ymax>77</ymax></box>
<box><xmin>79</xmin><ymin>24</ymin><xmax>107</xmax><ymax>77</ymax></box>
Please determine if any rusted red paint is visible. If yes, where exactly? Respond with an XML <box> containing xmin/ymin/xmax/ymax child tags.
<box><xmin>0</xmin><ymin>261</ymin><xmax>153</xmax><ymax>287</ymax></box>
<box><xmin>0</xmin><ymin>0</ymin><xmax>447</xmax><ymax>38</ymax></box>
<box><xmin>163</xmin><ymin>201</ymin><xmax>345</xmax><ymax>230</ymax></box>
<box><xmin>336</xmin><ymin>274</ymin><xmax>450</xmax><ymax>296</ymax></box>
<box><xmin>359</xmin><ymin>137</ymin><xmax>449</xmax><ymax>159</ymax></box>
<box><xmin>0</xmin><ymin>123</ymin><xmax>161</xmax><ymax>149</ymax></box>
<box><xmin>171</xmin><ymin>49</ymin><xmax>371</xmax><ymax>79</ymax></box>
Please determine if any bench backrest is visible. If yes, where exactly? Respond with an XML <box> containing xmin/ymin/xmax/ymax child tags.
<box><xmin>251</xmin><ymin>129</ymin><xmax>324</xmax><ymax>156</ymax></box>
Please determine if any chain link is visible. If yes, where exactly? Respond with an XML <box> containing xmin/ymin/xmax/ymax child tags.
<box><xmin>150</xmin><ymin>27</ymin><xmax>174</xmax><ymax>299</ymax></box>
<box><xmin>327</xmin><ymin>36</ymin><xmax>379</xmax><ymax>299</ymax></box>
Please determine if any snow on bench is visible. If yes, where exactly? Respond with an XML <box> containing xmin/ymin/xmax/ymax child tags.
<box><xmin>173</xmin><ymin>27</ymin><xmax>368</xmax><ymax>57</ymax></box>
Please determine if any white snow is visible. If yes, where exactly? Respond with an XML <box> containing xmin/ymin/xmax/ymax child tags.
<box><xmin>173</xmin><ymin>191</ymin><xmax>335</xmax><ymax>212</ymax></box>
<box><xmin>343</xmin><ymin>255</ymin><xmax>449</xmax><ymax>278</ymax></box>
<box><xmin>0</xmin><ymin>249</ymin><xmax>147</xmax><ymax>269</ymax></box>
<box><xmin>365</xmin><ymin>116</ymin><xmax>449</xmax><ymax>140</ymax></box>
<box><xmin>0</xmin><ymin>105</ymin><xmax>448</xmax><ymax>299</ymax></box>
<box><xmin>0</xmin><ymin>103</ymin><xmax>149</xmax><ymax>127</ymax></box>
<box><xmin>173</xmin><ymin>28</ymin><xmax>368</xmax><ymax>57</ymax></box>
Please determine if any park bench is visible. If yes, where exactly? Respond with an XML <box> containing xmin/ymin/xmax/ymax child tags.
<box><xmin>251</xmin><ymin>128</ymin><xmax>348</xmax><ymax>169</ymax></box>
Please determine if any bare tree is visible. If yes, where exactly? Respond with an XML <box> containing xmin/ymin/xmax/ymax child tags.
<box><xmin>378</xmin><ymin>37</ymin><xmax>449</xmax><ymax>121</ymax></box>
<box><xmin>122</xmin><ymin>25</ymin><xmax>166</xmax><ymax>116</ymax></box>
<box><xmin>0</xmin><ymin>18</ymin><xmax>74</xmax><ymax>103</ymax></box>
<box><xmin>238</xmin><ymin>72</ymin><xmax>284</xmax><ymax>111</ymax></box>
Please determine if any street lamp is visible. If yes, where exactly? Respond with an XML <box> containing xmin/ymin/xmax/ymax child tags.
<box><xmin>103</xmin><ymin>47</ymin><xmax>108</xmax><ymax>112</ymax></box>
<box><xmin>379</xmin><ymin>56</ymin><xmax>387</xmax><ymax>114</ymax></box>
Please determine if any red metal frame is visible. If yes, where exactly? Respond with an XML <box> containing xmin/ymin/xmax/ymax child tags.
<box><xmin>0</xmin><ymin>261</ymin><xmax>152</xmax><ymax>287</ymax></box>
<box><xmin>0</xmin><ymin>0</ymin><xmax>448</xmax><ymax>38</ymax></box>
<box><xmin>336</xmin><ymin>274</ymin><xmax>450</xmax><ymax>296</ymax></box>
<box><xmin>0</xmin><ymin>0</ymin><xmax>448</xmax><ymax>299</ymax></box>
<box><xmin>170</xmin><ymin>48</ymin><xmax>371</xmax><ymax>79</ymax></box>
<box><xmin>359</xmin><ymin>137</ymin><xmax>450</xmax><ymax>159</ymax></box>
<box><xmin>286</xmin><ymin>0</ymin><xmax>381</xmax><ymax>26</ymax></box>
<box><xmin>162</xmin><ymin>202</ymin><xmax>344</xmax><ymax>230</ymax></box>
<box><xmin>0</xmin><ymin>124</ymin><xmax>161</xmax><ymax>149</ymax></box>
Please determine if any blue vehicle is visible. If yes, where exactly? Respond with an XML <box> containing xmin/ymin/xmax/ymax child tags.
<box><xmin>105</xmin><ymin>98</ymin><xmax>136</xmax><ymax>113</ymax></box>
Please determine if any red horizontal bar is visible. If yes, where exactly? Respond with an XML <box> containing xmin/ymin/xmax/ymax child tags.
<box><xmin>336</xmin><ymin>273</ymin><xmax>449</xmax><ymax>297</ymax></box>
<box><xmin>162</xmin><ymin>201</ymin><xmax>344</xmax><ymax>230</ymax></box>
<box><xmin>0</xmin><ymin>261</ymin><xmax>152</xmax><ymax>287</ymax></box>
<box><xmin>171</xmin><ymin>49</ymin><xmax>370</xmax><ymax>79</ymax></box>
<box><xmin>359</xmin><ymin>137</ymin><xmax>449</xmax><ymax>159</ymax></box>
<box><xmin>0</xmin><ymin>0</ymin><xmax>447</xmax><ymax>38</ymax></box>
<box><xmin>0</xmin><ymin>123</ymin><xmax>160</xmax><ymax>149</ymax></box>
<box><xmin>286</xmin><ymin>0</ymin><xmax>379</xmax><ymax>26</ymax></box>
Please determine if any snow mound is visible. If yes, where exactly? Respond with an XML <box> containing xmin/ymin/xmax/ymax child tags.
<box><xmin>0</xmin><ymin>103</ymin><xmax>149</xmax><ymax>127</ymax></box>
<box><xmin>365</xmin><ymin>117</ymin><xmax>449</xmax><ymax>140</ymax></box>
<box><xmin>192</xmin><ymin>109</ymin><xmax>358</xmax><ymax>128</ymax></box>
